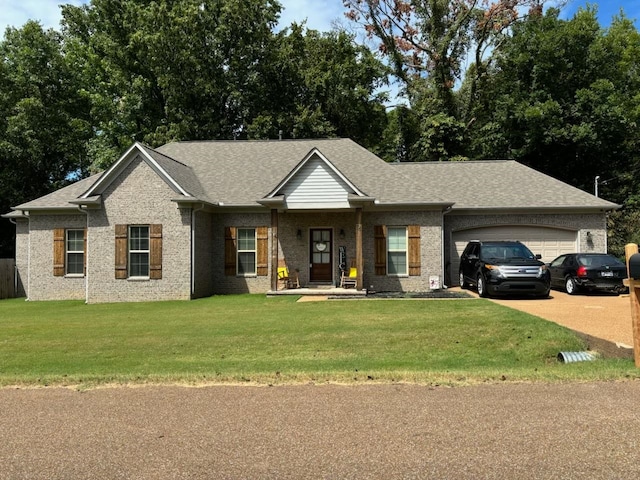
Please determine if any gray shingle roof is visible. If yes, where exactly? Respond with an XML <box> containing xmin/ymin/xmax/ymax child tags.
<box><xmin>5</xmin><ymin>140</ymin><xmax>618</xmax><ymax>214</ymax></box>
<box><xmin>10</xmin><ymin>173</ymin><xmax>103</xmax><ymax>211</ymax></box>
<box><xmin>138</xmin><ymin>144</ymin><xmax>209</xmax><ymax>201</ymax></box>
<box><xmin>392</xmin><ymin>160</ymin><xmax>618</xmax><ymax>210</ymax></box>
<box><xmin>156</xmin><ymin>138</ymin><xmax>450</xmax><ymax>205</ymax></box>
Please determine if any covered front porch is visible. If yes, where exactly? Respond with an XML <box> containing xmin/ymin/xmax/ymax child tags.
<box><xmin>266</xmin><ymin>208</ymin><xmax>365</xmax><ymax>292</ymax></box>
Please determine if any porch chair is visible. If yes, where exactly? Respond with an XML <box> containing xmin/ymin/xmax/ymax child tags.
<box><xmin>340</xmin><ymin>263</ymin><xmax>357</xmax><ymax>289</ymax></box>
<box><xmin>277</xmin><ymin>263</ymin><xmax>300</xmax><ymax>290</ymax></box>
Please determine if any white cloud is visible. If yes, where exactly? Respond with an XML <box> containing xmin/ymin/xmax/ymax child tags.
<box><xmin>0</xmin><ymin>0</ymin><xmax>87</xmax><ymax>35</ymax></box>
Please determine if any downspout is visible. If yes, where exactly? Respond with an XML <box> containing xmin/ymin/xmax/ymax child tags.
<box><xmin>191</xmin><ymin>203</ymin><xmax>205</xmax><ymax>298</ymax></box>
<box><xmin>77</xmin><ymin>206</ymin><xmax>89</xmax><ymax>303</ymax></box>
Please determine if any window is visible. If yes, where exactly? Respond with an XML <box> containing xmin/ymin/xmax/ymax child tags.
<box><xmin>387</xmin><ymin>227</ymin><xmax>407</xmax><ymax>275</ymax></box>
<box><xmin>374</xmin><ymin>225</ymin><xmax>420</xmax><ymax>277</ymax></box>
<box><xmin>129</xmin><ymin>226</ymin><xmax>150</xmax><ymax>277</ymax></box>
<box><xmin>225</xmin><ymin>226</ymin><xmax>268</xmax><ymax>277</ymax></box>
<box><xmin>237</xmin><ymin>228</ymin><xmax>256</xmax><ymax>275</ymax></box>
<box><xmin>115</xmin><ymin>224</ymin><xmax>162</xmax><ymax>280</ymax></box>
<box><xmin>54</xmin><ymin>228</ymin><xmax>86</xmax><ymax>277</ymax></box>
<box><xmin>66</xmin><ymin>230</ymin><xmax>85</xmax><ymax>275</ymax></box>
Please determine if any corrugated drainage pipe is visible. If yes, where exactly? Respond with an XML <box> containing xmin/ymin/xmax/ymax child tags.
<box><xmin>557</xmin><ymin>351</ymin><xmax>596</xmax><ymax>363</ymax></box>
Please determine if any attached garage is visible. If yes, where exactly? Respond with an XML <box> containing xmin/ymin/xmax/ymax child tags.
<box><xmin>451</xmin><ymin>225</ymin><xmax>578</xmax><ymax>283</ymax></box>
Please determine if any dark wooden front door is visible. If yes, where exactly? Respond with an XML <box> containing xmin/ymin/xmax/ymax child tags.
<box><xmin>310</xmin><ymin>229</ymin><xmax>333</xmax><ymax>283</ymax></box>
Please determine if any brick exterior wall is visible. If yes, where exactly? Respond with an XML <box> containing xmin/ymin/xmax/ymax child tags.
<box><xmin>27</xmin><ymin>213</ymin><xmax>87</xmax><ymax>301</ymax></box>
<box><xmin>363</xmin><ymin>211</ymin><xmax>443</xmax><ymax>292</ymax></box>
<box><xmin>14</xmin><ymin>218</ymin><xmax>28</xmax><ymax>297</ymax></box>
<box><xmin>444</xmin><ymin>212</ymin><xmax>607</xmax><ymax>284</ymax></box>
<box><xmin>211</xmin><ymin>212</ymin><xmax>272</xmax><ymax>294</ymax></box>
<box><xmin>192</xmin><ymin>209</ymin><xmax>215</xmax><ymax>298</ymax></box>
<box><xmin>86</xmin><ymin>156</ymin><xmax>192</xmax><ymax>303</ymax></box>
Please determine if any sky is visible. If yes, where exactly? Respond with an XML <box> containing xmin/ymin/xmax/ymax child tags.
<box><xmin>1</xmin><ymin>0</ymin><xmax>639</xmax><ymax>37</ymax></box>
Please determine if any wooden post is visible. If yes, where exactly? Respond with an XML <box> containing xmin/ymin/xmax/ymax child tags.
<box><xmin>271</xmin><ymin>209</ymin><xmax>278</xmax><ymax>292</ymax></box>
<box><xmin>624</xmin><ymin>243</ymin><xmax>640</xmax><ymax>367</ymax></box>
<box><xmin>355</xmin><ymin>208</ymin><xmax>363</xmax><ymax>291</ymax></box>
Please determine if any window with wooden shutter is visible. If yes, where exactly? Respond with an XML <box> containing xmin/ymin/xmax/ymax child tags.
<box><xmin>225</xmin><ymin>227</ymin><xmax>237</xmax><ymax>276</ymax></box>
<box><xmin>256</xmin><ymin>226</ymin><xmax>268</xmax><ymax>276</ymax></box>
<box><xmin>115</xmin><ymin>224</ymin><xmax>128</xmax><ymax>279</ymax></box>
<box><xmin>149</xmin><ymin>224</ymin><xmax>162</xmax><ymax>279</ymax></box>
<box><xmin>53</xmin><ymin>229</ymin><xmax>65</xmax><ymax>276</ymax></box>
<box><xmin>374</xmin><ymin>225</ymin><xmax>386</xmax><ymax>275</ymax></box>
<box><xmin>408</xmin><ymin>225</ymin><xmax>421</xmax><ymax>276</ymax></box>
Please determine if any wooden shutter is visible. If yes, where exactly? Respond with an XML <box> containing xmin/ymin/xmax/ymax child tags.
<box><xmin>374</xmin><ymin>225</ymin><xmax>387</xmax><ymax>275</ymax></box>
<box><xmin>53</xmin><ymin>229</ymin><xmax>65</xmax><ymax>276</ymax></box>
<box><xmin>115</xmin><ymin>224</ymin><xmax>128</xmax><ymax>279</ymax></box>
<box><xmin>256</xmin><ymin>226</ymin><xmax>268</xmax><ymax>276</ymax></box>
<box><xmin>225</xmin><ymin>227</ymin><xmax>237</xmax><ymax>276</ymax></box>
<box><xmin>408</xmin><ymin>225</ymin><xmax>421</xmax><ymax>276</ymax></box>
<box><xmin>150</xmin><ymin>224</ymin><xmax>162</xmax><ymax>280</ymax></box>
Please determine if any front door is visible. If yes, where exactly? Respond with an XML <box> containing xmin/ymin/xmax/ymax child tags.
<box><xmin>310</xmin><ymin>229</ymin><xmax>333</xmax><ymax>283</ymax></box>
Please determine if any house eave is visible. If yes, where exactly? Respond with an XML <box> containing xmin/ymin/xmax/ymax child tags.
<box><xmin>449</xmin><ymin>205</ymin><xmax>621</xmax><ymax>215</ymax></box>
<box><xmin>372</xmin><ymin>201</ymin><xmax>455</xmax><ymax>210</ymax></box>
<box><xmin>8</xmin><ymin>206</ymin><xmax>83</xmax><ymax>215</ymax></box>
<box><xmin>171</xmin><ymin>197</ymin><xmax>219</xmax><ymax>208</ymax></box>
<box><xmin>69</xmin><ymin>195</ymin><xmax>102</xmax><ymax>207</ymax></box>
<box><xmin>2</xmin><ymin>210</ymin><xmax>27</xmax><ymax>219</ymax></box>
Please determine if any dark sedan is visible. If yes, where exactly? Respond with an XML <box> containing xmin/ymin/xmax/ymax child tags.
<box><xmin>548</xmin><ymin>253</ymin><xmax>627</xmax><ymax>295</ymax></box>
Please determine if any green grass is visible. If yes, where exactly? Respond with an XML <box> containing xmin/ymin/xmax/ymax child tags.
<box><xmin>0</xmin><ymin>295</ymin><xmax>637</xmax><ymax>388</ymax></box>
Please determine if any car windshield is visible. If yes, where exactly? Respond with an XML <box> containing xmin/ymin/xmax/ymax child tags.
<box><xmin>577</xmin><ymin>255</ymin><xmax>624</xmax><ymax>267</ymax></box>
<box><xmin>481</xmin><ymin>244</ymin><xmax>535</xmax><ymax>261</ymax></box>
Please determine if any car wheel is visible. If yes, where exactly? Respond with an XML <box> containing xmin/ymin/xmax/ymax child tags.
<box><xmin>459</xmin><ymin>271</ymin><xmax>469</xmax><ymax>289</ymax></box>
<box><xmin>477</xmin><ymin>274</ymin><xmax>488</xmax><ymax>298</ymax></box>
<box><xmin>565</xmin><ymin>276</ymin><xmax>578</xmax><ymax>295</ymax></box>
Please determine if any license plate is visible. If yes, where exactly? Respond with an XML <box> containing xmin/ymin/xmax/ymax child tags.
<box><xmin>600</xmin><ymin>271</ymin><xmax>614</xmax><ymax>277</ymax></box>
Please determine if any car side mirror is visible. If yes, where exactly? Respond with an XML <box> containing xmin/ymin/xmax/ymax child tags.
<box><xmin>535</xmin><ymin>254</ymin><xmax>542</xmax><ymax>260</ymax></box>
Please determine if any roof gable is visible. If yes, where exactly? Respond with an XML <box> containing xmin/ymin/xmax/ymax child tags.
<box><xmin>266</xmin><ymin>149</ymin><xmax>366</xmax><ymax>209</ymax></box>
<box><xmin>80</xmin><ymin>142</ymin><xmax>194</xmax><ymax>200</ymax></box>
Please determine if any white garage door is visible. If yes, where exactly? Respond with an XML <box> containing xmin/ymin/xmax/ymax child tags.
<box><xmin>451</xmin><ymin>226</ymin><xmax>577</xmax><ymax>285</ymax></box>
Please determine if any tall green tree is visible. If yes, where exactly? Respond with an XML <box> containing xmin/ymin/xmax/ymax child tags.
<box><xmin>246</xmin><ymin>24</ymin><xmax>389</xmax><ymax>150</ymax></box>
<box><xmin>466</xmin><ymin>7</ymin><xmax>640</xmax><ymax>257</ymax></box>
<box><xmin>61</xmin><ymin>0</ymin><xmax>282</xmax><ymax>170</ymax></box>
<box><xmin>468</xmin><ymin>8</ymin><xmax>640</xmax><ymax>192</ymax></box>
<box><xmin>0</xmin><ymin>21</ymin><xmax>93</xmax><ymax>256</ymax></box>
<box><xmin>343</xmin><ymin>0</ymin><xmax>554</xmax><ymax>161</ymax></box>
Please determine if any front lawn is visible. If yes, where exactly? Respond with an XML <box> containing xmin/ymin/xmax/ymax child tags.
<box><xmin>0</xmin><ymin>295</ymin><xmax>637</xmax><ymax>387</ymax></box>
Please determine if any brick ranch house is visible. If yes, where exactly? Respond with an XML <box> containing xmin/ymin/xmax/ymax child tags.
<box><xmin>3</xmin><ymin>138</ymin><xmax>618</xmax><ymax>303</ymax></box>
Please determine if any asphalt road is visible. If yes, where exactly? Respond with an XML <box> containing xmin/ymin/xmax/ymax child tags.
<box><xmin>2</xmin><ymin>382</ymin><xmax>640</xmax><ymax>479</ymax></box>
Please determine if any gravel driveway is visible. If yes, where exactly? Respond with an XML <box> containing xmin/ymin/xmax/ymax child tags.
<box><xmin>2</xmin><ymin>382</ymin><xmax>640</xmax><ymax>479</ymax></box>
